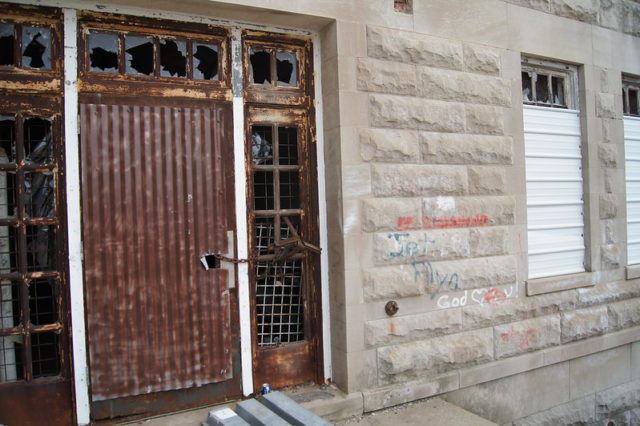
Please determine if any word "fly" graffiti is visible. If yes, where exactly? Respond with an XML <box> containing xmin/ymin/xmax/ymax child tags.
<box><xmin>412</xmin><ymin>261</ymin><xmax>460</xmax><ymax>300</ymax></box>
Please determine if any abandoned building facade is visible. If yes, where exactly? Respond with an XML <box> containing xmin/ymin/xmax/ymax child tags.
<box><xmin>0</xmin><ymin>0</ymin><xmax>639</xmax><ymax>424</ymax></box>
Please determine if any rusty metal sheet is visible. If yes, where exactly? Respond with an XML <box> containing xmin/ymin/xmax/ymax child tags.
<box><xmin>80</xmin><ymin>101</ymin><xmax>233</xmax><ymax>401</ymax></box>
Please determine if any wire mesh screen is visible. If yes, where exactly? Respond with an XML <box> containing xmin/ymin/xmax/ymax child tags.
<box><xmin>255</xmin><ymin>260</ymin><xmax>304</xmax><ymax>347</ymax></box>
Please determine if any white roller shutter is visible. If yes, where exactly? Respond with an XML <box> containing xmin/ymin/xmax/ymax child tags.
<box><xmin>625</xmin><ymin>116</ymin><xmax>640</xmax><ymax>264</ymax></box>
<box><xmin>524</xmin><ymin>105</ymin><xmax>585</xmax><ymax>279</ymax></box>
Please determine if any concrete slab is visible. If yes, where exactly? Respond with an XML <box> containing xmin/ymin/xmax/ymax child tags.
<box><xmin>262</xmin><ymin>391</ymin><xmax>332</xmax><ymax>426</ymax></box>
<box><xmin>335</xmin><ymin>398</ymin><xmax>498</xmax><ymax>426</ymax></box>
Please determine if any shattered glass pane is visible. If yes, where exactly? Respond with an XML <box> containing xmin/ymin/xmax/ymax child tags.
<box><xmin>24</xmin><ymin>118</ymin><xmax>52</xmax><ymax>164</ymax></box>
<box><xmin>535</xmin><ymin>73</ymin><xmax>549</xmax><ymax>103</ymax></box>
<box><xmin>25</xmin><ymin>172</ymin><xmax>54</xmax><ymax>218</ymax></box>
<box><xmin>193</xmin><ymin>43</ymin><xmax>218</xmax><ymax>80</ymax></box>
<box><xmin>22</xmin><ymin>26</ymin><xmax>51</xmax><ymax>69</ymax></box>
<box><xmin>160</xmin><ymin>38</ymin><xmax>186</xmax><ymax>78</ymax></box>
<box><xmin>552</xmin><ymin>76</ymin><xmax>565</xmax><ymax>106</ymax></box>
<box><xmin>251</xmin><ymin>126</ymin><xmax>273</xmax><ymax>165</ymax></box>
<box><xmin>88</xmin><ymin>31</ymin><xmax>118</xmax><ymax>73</ymax></box>
<box><xmin>0</xmin><ymin>24</ymin><xmax>14</xmax><ymax>67</ymax></box>
<box><xmin>276</xmin><ymin>51</ymin><xmax>297</xmax><ymax>87</ymax></box>
<box><xmin>521</xmin><ymin>72</ymin><xmax>532</xmax><ymax>103</ymax></box>
<box><xmin>250</xmin><ymin>48</ymin><xmax>271</xmax><ymax>84</ymax></box>
<box><xmin>125</xmin><ymin>36</ymin><xmax>154</xmax><ymax>76</ymax></box>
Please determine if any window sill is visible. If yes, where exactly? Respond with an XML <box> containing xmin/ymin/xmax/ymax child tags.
<box><xmin>626</xmin><ymin>264</ymin><xmax>640</xmax><ymax>280</ymax></box>
<box><xmin>526</xmin><ymin>272</ymin><xmax>594</xmax><ymax>296</ymax></box>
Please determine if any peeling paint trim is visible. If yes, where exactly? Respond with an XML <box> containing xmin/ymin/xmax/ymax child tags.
<box><xmin>231</xmin><ymin>27</ymin><xmax>253</xmax><ymax>397</ymax></box>
<box><xmin>63</xmin><ymin>8</ymin><xmax>91</xmax><ymax>425</ymax></box>
<box><xmin>312</xmin><ymin>32</ymin><xmax>332</xmax><ymax>381</ymax></box>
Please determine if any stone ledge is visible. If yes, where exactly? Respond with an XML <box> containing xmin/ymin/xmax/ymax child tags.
<box><xmin>526</xmin><ymin>272</ymin><xmax>594</xmax><ymax>296</ymax></box>
<box><xmin>626</xmin><ymin>264</ymin><xmax>640</xmax><ymax>280</ymax></box>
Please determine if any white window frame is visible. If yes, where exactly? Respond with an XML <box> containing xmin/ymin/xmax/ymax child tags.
<box><xmin>624</xmin><ymin>75</ymin><xmax>640</xmax><ymax>269</ymax></box>
<box><xmin>522</xmin><ymin>58</ymin><xmax>585</xmax><ymax>281</ymax></box>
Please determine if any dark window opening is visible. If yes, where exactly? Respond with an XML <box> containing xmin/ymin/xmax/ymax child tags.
<box><xmin>278</xmin><ymin>127</ymin><xmax>298</xmax><ymax>166</ymax></box>
<box><xmin>29</xmin><ymin>278</ymin><xmax>57</xmax><ymax>326</ymax></box>
<box><xmin>522</xmin><ymin>72</ymin><xmax>532</xmax><ymax>103</ymax></box>
<box><xmin>125</xmin><ymin>36</ymin><xmax>154</xmax><ymax>76</ymax></box>
<box><xmin>552</xmin><ymin>76</ymin><xmax>565</xmax><ymax>105</ymax></box>
<box><xmin>26</xmin><ymin>225</ymin><xmax>55</xmax><ymax>272</ymax></box>
<box><xmin>30</xmin><ymin>332</ymin><xmax>60</xmax><ymax>378</ymax></box>
<box><xmin>0</xmin><ymin>24</ymin><xmax>15</xmax><ymax>66</ymax></box>
<box><xmin>630</xmin><ymin>89</ymin><xmax>639</xmax><ymax>116</ymax></box>
<box><xmin>0</xmin><ymin>117</ymin><xmax>16</xmax><ymax>164</ymax></box>
<box><xmin>250</xmin><ymin>49</ymin><xmax>271</xmax><ymax>84</ymax></box>
<box><xmin>251</xmin><ymin>126</ymin><xmax>273</xmax><ymax>165</ymax></box>
<box><xmin>22</xmin><ymin>26</ymin><xmax>51</xmax><ymax>69</ymax></box>
<box><xmin>88</xmin><ymin>32</ymin><xmax>118</xmax><ymax>72</ymax></box>
<box><xmin>279</xmin><ymin>171</ymin><xmax>300</xmax><ymax>210</ymax></box>
<box><xmin>535</xmin><ymin>73</ymin><xmax>549</xmax><ymax>103</ymax></box>
<box><xmin>193</xmin><ymin>43</ymin><xmax>218</xmax><ymax>80</ymax></box>
<box><xmin>276</xmin><ymin>51</ymin><xmax>297</xmax><ymax>86</ymax></box>
<box><xmin>24</xmin><ymin>117</ymin><xmax>52</xmax><ymax>164</ymax></box>
<box><xmin>159</xmin><ymin>38</ymin><xmax>186</xmax><ymax>78</ymax></box>
<box><xmin>394</xmin><ymin>0</ymin><xmax>413</xmax><ymax>13</ymax></box>
<box><xmin>254</xmin><ymin>171</ymin><xmax>274</xmax><ymax>210</ymax></box>
<box><xmin>25</xmin><ymin>172</ymin><xmax>54</xmax><ymax>218</ymax></box>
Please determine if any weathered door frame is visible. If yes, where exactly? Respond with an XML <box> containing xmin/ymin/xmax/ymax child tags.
<box><xmin>53</xmin><ymin>4</ymin><xmax>331</xmax><ymax>423</ymax></box>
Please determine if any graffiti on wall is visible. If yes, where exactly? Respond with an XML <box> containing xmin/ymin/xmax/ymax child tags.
<box><xmin>397</xmin><ymin>214</ymin><xmax>489</xmax><ymax>231</ymax></box>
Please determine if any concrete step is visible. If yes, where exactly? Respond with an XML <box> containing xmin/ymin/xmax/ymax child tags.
<box><xmin>205</xmin><ymin>391</ymin><xmax>330</xmax><ymax>426</ymax></box>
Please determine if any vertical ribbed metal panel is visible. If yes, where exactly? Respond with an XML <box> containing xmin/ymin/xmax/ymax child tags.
<box><xmin>524</xmin><ymin>105</ymin><xmax>585</xmax><ymax>279</ymax></box>
<box><xmin>80</xmin><ymin>103</ymin><xmax>232</xmax><ymax>401</ymax></box>
<box><xmin>625</xmin><ymin>116</ymin><xmax>640</xmax><ymax>264</ymax></box>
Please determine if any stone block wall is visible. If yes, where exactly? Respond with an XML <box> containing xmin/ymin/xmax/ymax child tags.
<box><xmin>337</xmin><ymin>2</ymin><xmax>640</xmax><ymax>419</ymax></box>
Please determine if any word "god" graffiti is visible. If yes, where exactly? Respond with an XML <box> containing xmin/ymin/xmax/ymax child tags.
<box><xmin>397</xmin><ymin>214</ymin><xmax>489</xmax><ymax>231</ymax></box>
<box><xmin>436</xmin><ymin>285</ymin><xmax>516</xmax><ymax>309</ymax></box>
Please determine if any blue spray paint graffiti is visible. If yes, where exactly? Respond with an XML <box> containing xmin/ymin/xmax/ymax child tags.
<box><xmin>387</xmin><ymin>233</ymin><xmax>436</xmax><ymax>258</ymax></box>
<box><xmin>411</xmin><ymin>260</ymin><xmax>460</xmax><ymax>300</ymax></box>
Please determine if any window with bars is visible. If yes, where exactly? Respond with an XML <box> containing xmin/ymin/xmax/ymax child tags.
<box><xmin>249</xmin><ymin>123</ymin><xmax>305</xmax><ymax>347</ymax></box>
<box><xmin>0</xmin><ymin>115</ymin><xmax>62</xmax><ymax>383</ymax></box>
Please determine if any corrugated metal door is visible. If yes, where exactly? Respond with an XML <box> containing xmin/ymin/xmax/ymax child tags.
<box><xmin>625</xmin><ymin>116</ymin><xmax>640</xmax><ymax>264</ymax></box>
<box><xmin>80</xmin><ymin>99</ymin><xmax>234</xmax><ymax>401</ymax></box>
<box><xmin>524</xmin><ymin>105</ymin><xmax>585</xmax><ymax>279</ymax></box>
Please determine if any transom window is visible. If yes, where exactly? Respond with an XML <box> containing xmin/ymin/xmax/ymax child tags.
<box><xmin>0</xmin><ymin>21</ymin><xmax>54</xmax><ymax>70</ymax></box>
<box><xmin>522</xmin><ymin>58</ymin><xmax>577</xmax><ymax>109</ymax></box>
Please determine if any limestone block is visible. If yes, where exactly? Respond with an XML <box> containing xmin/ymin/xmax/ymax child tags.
<box><xmin>600</xmin><ymin>193</ymin><xmax>618</xmax><ymax>219</ymax></box>
<box><xmin>595</xmin><ymin>380</ymin><xmax>640</xmax><ymax>418</ymax></box>
<box><xmin>377</xmin><ymin>328</ymin><xmax>493</xmax><ymax>384</ymax></box>
<box><xmin>366</xmin><ymin>26</ymin><xmax>464</xmax><ymax>70</ymax></box>
<box><xmin>360</xmin><ymin>128</ymin><xmax>421</xmax><ymax>163</ymax></box>
<box><xmin>601</xmin><ymin>219</ymin><xmax>616</xmax><ymax>244</ymax></box>
<box><xmin>599</xmin><ymin>0</ymin><xmax>623</xmax><ymax>31</ymax></box>
<box><xmin>362</xmin><ymin>197</ymin><xmax>422</xmax><ymax>233</ymax></box>
<box><xmin>365</xmin><ymin>309</ymin><xmax>463</xmax><ymax>347</ymax></box>
<box><xmin>622</xmin><ymin>0</ymin><xmax>640</xmax><ymax>36</ymax></box>
<box><xmin>468</xmin><ymin>166</ymin><xmax>506</xmax><ymax>195</ymax></box>
<box><xmin>463</xmin><ymin>290</ymin><xmax>578</xmax><ymax>328</ymax></box>
<box><xmin>608</xmin><ymin>299</ymin><xmax>640</xmax><ymax>331</ymax></box>
<box><xmin>463</xmin><ymin>44</ymin><xmax>501</xmax><ymax>76</ymax></box>
<box><xmin>503</xmin><ymin>0</ymin><xmax>551</xmax><ymax>13</ymax></box>
<box><xmin>470</xmin><ymin>227</ymin><xmax>508</xmax><ymax>257</ymax></box>
<box><xmin>465</xmin><ymin>105</ymin><xmax>505</xmax><ymax>135</ymax></box>
<box><xmin>570</xmin><ymin>346</ymin><xmax>631</xmax><ymax>399</ymax></box>
<box><xmin>356</xmin><ymin>58</ymin><xmax>418</xmax><ymax>96</ymax></box>
<box><xmin>512</xmin><ymin>395</ymin><xmax>595</xmax><ymax>426</ymax></box>
<box><xmin>577</xmin><ymin>281</ymin><xmax>640</xmax><ymax>307</ymax></box>
<box><xmin>494</xmin><ymin>315</ymin><xmax>561</xmax><ymax>359</ymax></box>
<box><xmin>370</xmin><ymin>95</ymin><xmax>465</xmax><ymax>132</ymax></box>
<box><xmin>596</xmin><ymin>92</ymin><xmax>617</xmax><ymax>119</ymax></box>
<box><xmin>418</xmin><ymin>67</ymin><xmax>510</xmax><ymax>106</ymax></box>
<box><xmin>414</xmin><ymin>255</ymin><xmax>517</xmax><ymax>295</ymax></box>
<box><xmin>601</xmin><ymin>244</ymin><xmax>621</xmax><ymax>270</ymax></box>
<box><xmin>372</xmin><ymin>228</ymin><xmax>470</xmax><ymax>265</ymax></box>
<box><xmin>442</xmin><ymin>362</ymin><xmax>570</xmax><ymax>424</ymax></box>
<box><xmin>420</xmin><ymin>133</ymin><xmax>513</xmax><ymax>165</ymax></box>
<box><xmin>561</xmin><ymin>305</ymin><xmax>608</xmax><ymax>343</ymax></box>
<box><xmin>371</xmin><ymin>164</ymin><xmax>467</xmax><ymax>197</ymax></box>
<box><xmin>599</xmin><ymin>143</ymin><xmax>618</xmax><ymax>168</ymax></box>
<box><xmin>422</xmin><ymin>196</ymin><xmax>516</xmax><ymax>227</ymax></box>
<box><xmin>363</xmin><ymin>264</ymin><xmax>423</xmax><ymax>301</ymax></box>
<box><xmin>550</xmin><ymin>0</ymin><xmax>599</xmax><ymax>24</ymax></box>
<box><xmin>604</xmin><ymin>168</ymin><xmax>615</xmax><ymax>193</ymax></box>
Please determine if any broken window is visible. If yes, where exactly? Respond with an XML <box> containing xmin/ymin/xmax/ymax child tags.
<box><xmin>248</xmin><ymin>44</ymin><xmax>300</xmax><ymax>88</ymax></box>
<box><xmin>0</xmin><ymin>24</ymin><xmax>15</xmax><ymax>67</ymax></box>
<box><xmin>22</xmin><ymin>26</ymin><xmax>51</xmax><ymax>69</ymax></box>
<box><xmin>88</xmin><ymin>31</ymin><xmax>118</xmax><ymax>73</ymax></box>
<box><xmin>160</xmin><ymin>38</ymin><xmax>186</xmax><ymax>78</ymax></box>
<box><xmin>521</xmin><ymin>60</ymin><xmax>574</xmax><ymax>108</ymax></box>
<box><xmin>623</xmin><ymin>79</ymin><xmax>640</xmax><ymax>117</ymax></box>
<box><xmin>193</xmin><ymin>42</ymin><xmax>219</xmax><ymax>80</ymax></box>
<box><xmin>394</xmin><ymin>0</ymin><xmax>413</xmax><ymax>13</ymax></box>
<box><xmin>125</xmin><ymin>35</ymin><xmax>154</xmax><ymax>76</ymax></box>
